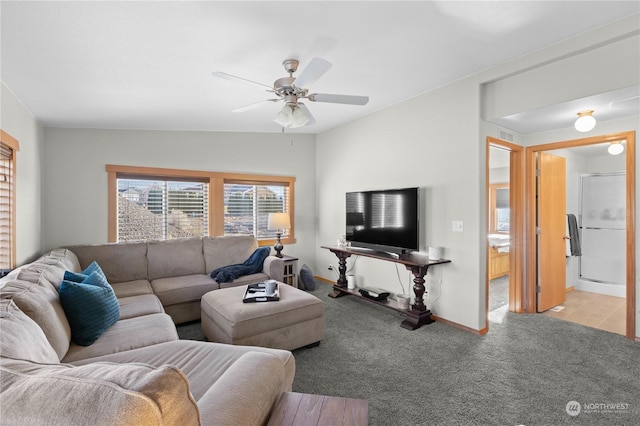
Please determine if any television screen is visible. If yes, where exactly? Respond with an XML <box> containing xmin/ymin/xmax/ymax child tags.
<box><xmin>345</xmin><ymin>187</ymin><xmax>419</xmax><ymax>254</ymax></box>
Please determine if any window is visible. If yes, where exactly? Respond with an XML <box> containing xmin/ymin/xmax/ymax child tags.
<box><xmin>107</xmin><ymin>165</ymin><xmax>295</xmax><ymax>246</ymax></box>
<box><xmin>489</xmin><ymin>183</ymin><xmax>510</xmax><ymax>233</ymax></box>
<box><xmin>224</xmin><ymin>182</ymin><xmax>290</xmax><ymax>239</ymax></box>
<box><xmin>116</xmin><ymin>177</ymin><xmax>208</xmax><ymax>242</ymax></box>
<box><xmin>0</xmin><ymin>130</ymin><xmax>19</xmax><ymax>272</ymax></box>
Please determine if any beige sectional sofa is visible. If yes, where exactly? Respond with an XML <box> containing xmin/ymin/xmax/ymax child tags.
<box><xmin>0</xmin><ymin>236</ymin><xmax>296</xmax><ymax>425</ymax></box>
<box><xmin>67</xmin><ymin>235</ymin><xmax>285</xmax><ymax>324</ymax></box>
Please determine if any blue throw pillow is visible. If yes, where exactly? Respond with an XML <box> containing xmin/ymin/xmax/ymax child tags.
<box><xmin>64</xmin><ymin>261</ymin><xmax>109</xmax><ymax>286</ymax></box>
<box><xmin>59</xmin><ymin>270</ymin><xmax>120</xmax><ymax>346</ymax></box>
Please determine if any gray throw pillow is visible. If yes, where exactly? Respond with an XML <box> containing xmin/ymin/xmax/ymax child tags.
<box><xmin>298</xmin><ymin>264</ymin><xmax>315</xmax><ymax>291</ymax></box>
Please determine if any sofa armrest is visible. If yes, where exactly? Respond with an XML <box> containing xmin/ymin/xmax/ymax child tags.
<box><xmin>197</xmin><ymin>352</ymin><xmax>284</xmax><ymax>426</ymax></box>
<box><xmin>262</xmin><ymin>256</ymin><xmax>284</xmax><ymax>282</ymax></box>
<box><xmin>0</xmin><ymin>358</ymin><xmax>201</xmax><ymax>426</ymax></box>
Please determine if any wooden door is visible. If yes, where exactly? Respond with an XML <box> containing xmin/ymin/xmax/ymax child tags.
<box><xmin>537</xmin><ymin>152</ymin><xmax>566</xmax><ymax>312</ymax></box>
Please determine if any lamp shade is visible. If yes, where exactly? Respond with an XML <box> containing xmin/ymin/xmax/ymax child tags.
<box><xmin>574</xmin><ymin>110</ymin><xmax>596</xmax><ymax>132</ymax></box>
<box><xmin>273</xmin><ymin>104</ymin><xmax>310</xmax><ymax>128</ymax></box>
<box><xmin>268</xmin><ymin>212</ymin><xmax>291</xmax><ymax>230</ymax></box>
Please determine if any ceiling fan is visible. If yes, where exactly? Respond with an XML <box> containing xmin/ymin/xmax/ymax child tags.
<box><xmin>212</xmin><ymin>58</ymin><xmax>369</xmax><ymax>128</ymax></box>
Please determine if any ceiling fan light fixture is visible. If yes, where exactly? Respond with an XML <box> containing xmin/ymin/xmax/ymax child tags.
<box><xmin>574</xmin><ymin>110</ymin><xmax>596</xmax><ymax>132</ymax></box>
<box><xmin>274</xmin><ymin>104</ymin><xmax>309</xmax><ymax>128</ymax></box>
<box><xmin>608</xmin><ymin>141</ymin><xmax>624</xmax><ymax>155</ymax></box>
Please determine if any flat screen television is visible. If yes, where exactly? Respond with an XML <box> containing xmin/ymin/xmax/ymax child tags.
<box><xmin>345</xmin><ymin>187</ymin><xmax>420</xmax><ymax>254</ymax></box>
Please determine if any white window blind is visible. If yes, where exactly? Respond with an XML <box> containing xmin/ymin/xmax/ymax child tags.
<box><xmin>0</xmin><ymin>145</ymin><xmax>14</xmax><ymax>270</ymax></box>
<box><xmin>224</xmin><ymin>182</ymin><xmax>289</xmax><ymax>239</ymax></box>
<box><xmin>117</xmin><ymin>177</ymin><xmax>208</xmax><ymax>242</ymax></box>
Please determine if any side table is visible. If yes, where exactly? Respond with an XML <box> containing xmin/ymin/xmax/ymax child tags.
<box><xmin>280</xmin><ymin>254</ymin><xmax>299</xmax><ymax>288</ymax></box>
<box><xmin>267</xmin><ymin>392</ymin><xmax>368</xmax><ymax>426</ymax></box>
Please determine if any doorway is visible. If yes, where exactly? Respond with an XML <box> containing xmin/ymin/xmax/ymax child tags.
<box><xmin>525</xmin><ymin>131</ymin><xmax>636</xmax><ymax>340</ymax></box>
<box><xmin>486</xmin><ymin>137</ymin><xmax>524</xmax><ymax>329</ymax></box>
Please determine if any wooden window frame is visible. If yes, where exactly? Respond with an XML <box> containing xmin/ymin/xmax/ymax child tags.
<box><xmin>106</xmin><ymin>165</ymin><xmax>296</xmax><ymax>247</ymax></box>
<box><xmin>0</xmin><ymin>130</ymin><xmax>20</xmax><ymax>271</ymax></box>
<box><xmin>489</xmin><ymin>183</ymin><xmax>510</xmax><ymax>234</ymax></box>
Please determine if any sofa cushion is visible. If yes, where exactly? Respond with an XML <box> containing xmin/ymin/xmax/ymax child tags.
<box><xmin>197</xmin><ymin>352</ymin><xmax>284</xmax><ymax>426</ymax></box>
<box><xmin>111</xmin><ymin>279</ymin><xmax>154</xmax><ymax>298</ymax></box>
<box><xmin>203</xmin><ymin>235</ymin><xmax>258</xmax><ymax>272</ymax></box>
<box><xmin>118</xmin><ymin>294</ymin><xmax>165</xmax><ymax>320</ymax></box>
<box><xmin>59</xmin><ymin>271</ymin><xmax>120</xmax><ymax>346</ymax></box>
<box><xmin>0</xmin><ymin>300</ymin><xmax>59</xmax><ymax>364</ymax></box>
<box><xmin>68</xmin><ymin>242</ymin><xmax>148</xmax><ymax>283</ymax></box>
<box><xmin>0</xmin><ymin>358</ymin><xmax>201</xmax><ymax>426</ymax></box>
<box><xmin>217</xmin><ymin>272</ymin><xmax>270</xmax><ymax>289</ymax></box>
<box><xmin>0</xmin><ymin>279</ymin><xmax>71</xmax><ymax>360</ymax></box>
<box><xmin>151</xmin><ymin>274</ymin><xmax>219</xmax><ymax>306</ymax></box>
<box><xmin>69</xmin><ymin>340</ymin><xmax>296</xmax><ymax>400</ymax></box>
<box><xmin>15</xmin><ymin>261</ymin><xmax>66</xmax><ymax>292</ymax></box>
<box><xmin>62</xmin><ymin>313</ymin><xmax>178</xmax><ymax>363</ymax></box>
<box><xmin>43</xmin><ymin>247</ymin><xmax>82</xmax><ymax>271</ymax></box>
<box><xmin>147</xmin><ymin>238</ymin><xmax>205</xmax><ymax>281</ymax></box>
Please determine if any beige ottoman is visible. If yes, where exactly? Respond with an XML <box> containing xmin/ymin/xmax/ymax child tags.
<box><xmin>201</xmin><ymin>283</ymin><xmax>324</xmax><ymax>350</ymax></box>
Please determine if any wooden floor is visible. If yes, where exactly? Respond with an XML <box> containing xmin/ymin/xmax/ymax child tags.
<box><xmin>541</xmin><ymin>289</ymin><xmax>626</xmax><ymax>336</ymax></box>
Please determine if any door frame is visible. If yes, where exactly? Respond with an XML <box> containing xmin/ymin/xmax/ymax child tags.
<box><xmin>524</xmin><ymin>131</ymin><xmax>636</xmax><ymax>340</ymax></box>
<box><xmin>486</xmin><ymin>137</ymin><xmax>525</xmax><ymax>331</ymax></box>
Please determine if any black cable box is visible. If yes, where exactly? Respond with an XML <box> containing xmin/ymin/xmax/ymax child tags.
<box><xmin>358</xmin><ymin>287</ymin><xmax>390</xmax><ymax>301</ymax></box>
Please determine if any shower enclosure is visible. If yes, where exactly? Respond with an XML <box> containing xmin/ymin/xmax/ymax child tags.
<box><xmin>578</xmin><ymin>172</ymin><xmax>626</xmax><ymax>297</ymax></box>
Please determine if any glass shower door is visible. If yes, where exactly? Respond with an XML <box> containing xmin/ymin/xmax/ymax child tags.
<box><xmin>579</xmin><ymin>173</ymin><xmax>626</xmax><ymax>285</ymax></box>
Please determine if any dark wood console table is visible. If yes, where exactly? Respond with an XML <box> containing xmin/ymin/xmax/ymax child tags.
<box><xmin>322</xmin><ymin>246</ymin><xmax>451</xmax><ymax>330</ymax></box>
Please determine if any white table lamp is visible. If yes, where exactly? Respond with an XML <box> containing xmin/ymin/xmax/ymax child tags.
<box><xmin>268</xmin><ymin>213</ymin><xmax>291</xmax><ymax>258</ymax></box>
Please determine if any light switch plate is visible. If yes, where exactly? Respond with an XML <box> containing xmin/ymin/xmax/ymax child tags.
<box><xmin>452</xmin><ymin>221</ymin><xmax>463</xmax><ymax>232</ymax></box>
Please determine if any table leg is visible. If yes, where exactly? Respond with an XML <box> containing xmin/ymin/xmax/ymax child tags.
<box><xmin>400</xmin><ymin>265</ymin><xmax>434</xmax><ymax>330</ymax></box>
<box><xmin>328</xmin><ymin>249</ymin><xmax>351</xmax><ymax>298</ymax></box>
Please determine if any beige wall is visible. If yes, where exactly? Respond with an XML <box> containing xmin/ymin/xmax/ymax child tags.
<box><xmin>315</xmin><ymin>14</ymin><xmax>640</xmax><ymax>333</ymax></box>
<box><xmin>0</xmin><ymin>82</ymin><xmax>44</xmax><ymax>264</ymax></box>
<box><xmin>42</xmin><ymin>128</ymin><xmax>318</xmax><ymax>269</ymax></box>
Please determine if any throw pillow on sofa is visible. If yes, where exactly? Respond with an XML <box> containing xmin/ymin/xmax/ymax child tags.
<box><xmin>298</xmin><ymin>264</ymin><xmax>316</xmax><ymax>291</ymax></box>
<box><xmin>59</xmin><ymin>270</ymin><xmax>120</xmax><ymax>346</ymax></box>
<box><xmin>63</xmin><ymin>261</ymin><xmax>108</xmax><ymax>285</ymax></box>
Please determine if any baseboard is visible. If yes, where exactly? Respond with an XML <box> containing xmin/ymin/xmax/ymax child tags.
<box><xmin>566</xmin><ymin>286</ymin><xmax>575</xmax><ymax>293</ymax></box>
<box><xmin>314</xmin><ymin>276</ymin><xmax>334</xmax><ymax>284</ymax></box>
<box><xmin>431</xmin><ymin>315</ymin><xmax>488</xmax><ymax>335</ymax></box>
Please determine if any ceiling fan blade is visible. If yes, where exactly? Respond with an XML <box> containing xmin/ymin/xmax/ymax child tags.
<box><xmin>231</xmin><ymin>99</ymin><xmax>280</xmax><ymax>113</ymax></box>
<box><xmin>294</xmin><ymin>58</ymin><xmax>332</xmax><ymax>89</ymax></box>
<box><xmin>308</xmin><ymin>93</ymin><xmax>369</xmax><ymax>106</ymax></box>
<box><xmin>297</xmin><ymin>103</ymin><xmax>316</xmax><ymax>126</ymax></box>
<box><xmin>212</xmin><ymin>71</ymin><xmax>273</xmax><ymax>91</ymax></box>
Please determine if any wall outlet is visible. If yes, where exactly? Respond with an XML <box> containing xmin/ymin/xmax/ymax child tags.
<box><xmin>452</xmin><ymin>220</ymin><xmax>463</xmax><ymax>232</ymax></box>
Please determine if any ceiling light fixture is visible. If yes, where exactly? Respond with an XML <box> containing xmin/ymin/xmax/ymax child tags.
<box><xmin>608</xmin><ymin>141</ymin><xmax>624</xmax><ymax>155</ymax></box>
<box><xmin>273</xmin><ymin>99</ymin><xmax>310</xmax><ymax>129</ymax></box>
<box><xmin>574</xmin><ymin>110</ymin><xmax>596</xmax><ymax>132</ymax></box>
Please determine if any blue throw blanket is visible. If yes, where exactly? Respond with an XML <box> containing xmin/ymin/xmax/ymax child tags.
<box><xmin>210</xmin><ymin>247</ymin><xmax>271</xmax><ymax>283</ymax></box>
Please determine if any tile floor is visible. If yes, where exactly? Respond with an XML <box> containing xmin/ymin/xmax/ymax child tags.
<box><xmin>541</xmin><ymin>289</ymin><xmax>626</xmax><ymax>336</ymax></box>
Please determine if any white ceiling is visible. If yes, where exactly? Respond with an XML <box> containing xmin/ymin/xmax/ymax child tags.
<box><xmin>1</xmin><ymin>1</ymin><xmax>639</xmax><ymax>134</ymax></box>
